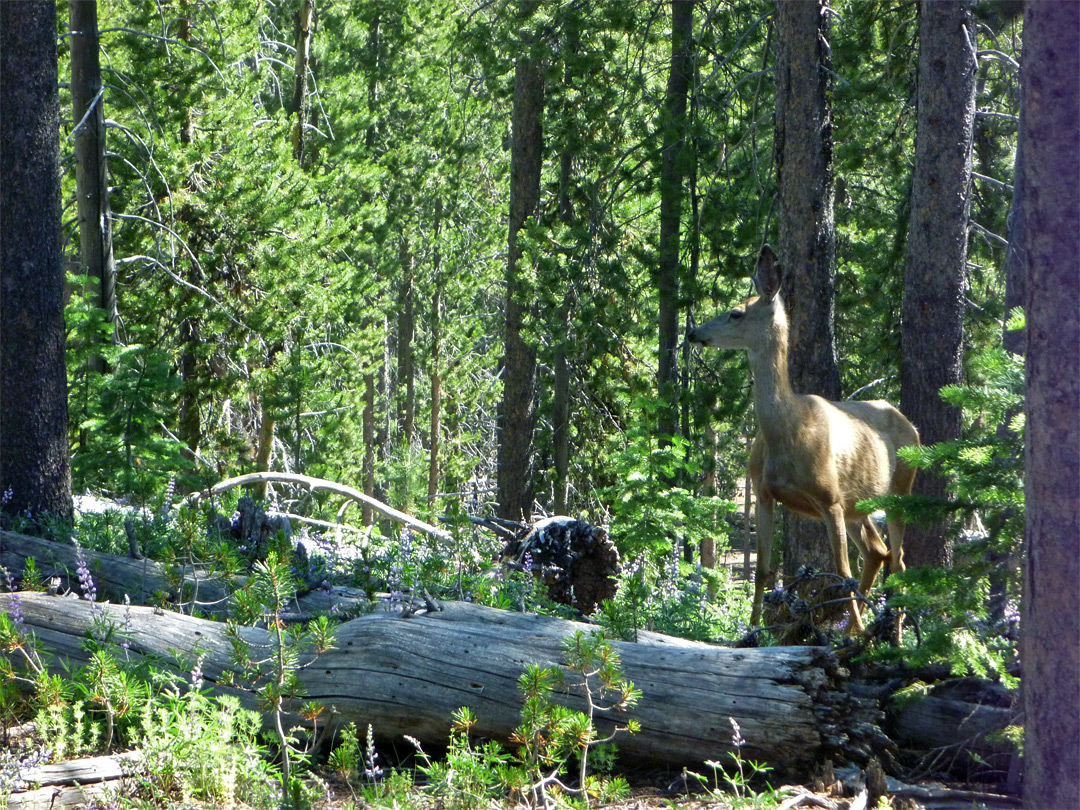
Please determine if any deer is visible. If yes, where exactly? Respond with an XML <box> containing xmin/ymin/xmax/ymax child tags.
<box><xmin>687</xmin><ymin>245</ymin><xmax>919</xmax><ymax>635</ymax></box>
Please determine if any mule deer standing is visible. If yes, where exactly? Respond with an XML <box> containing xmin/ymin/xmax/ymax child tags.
<box><xmin>688</xmin><ymin>246</ymin><xmax>919</xmax><ymax>634</ymax></box>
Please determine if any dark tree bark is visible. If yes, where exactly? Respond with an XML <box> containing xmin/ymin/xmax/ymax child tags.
<box><xmin>900</xmin><ymin>0</ymin><xmax>977</xmax><ymax>569</ymax></box>
<box><xmin>497</xmin><ymin>16</ymin><xmax>544</xmax><ymax>523</ymax></box>
<box><xmin>1019</xmin><ymin>4</ymin><xmax>1080</xmax><ymax>809</ymax></box>
<box><xmin>774</xmin><ymin>0</ymin><xmax>839</xmax><ymax>579</ymax></box>
<box><xmin>69</xmin><ymin>0</ymin><xmax>117</xmax><ymax>352</ymax></box>
<box><xmin>657</xmin><ymin>0</ymin><xmax>693</xmax><ymax>443</ymax></box>
<box><xmin>0</xmin><ymin>0</ymin><xmax>74</xmax><ymax>524</ymax></box>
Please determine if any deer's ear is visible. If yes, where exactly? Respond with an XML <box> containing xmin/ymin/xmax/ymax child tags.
<box><xmin>754</xmin><ymin>245</ymin><xmax>783</xmax><ymax>300</ymax></box>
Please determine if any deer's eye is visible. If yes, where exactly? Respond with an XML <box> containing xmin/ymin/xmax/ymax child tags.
<box><xmin>729</xmin><ymin>310</ymin><xmax>744</xmax><ymax>321</ymax></box>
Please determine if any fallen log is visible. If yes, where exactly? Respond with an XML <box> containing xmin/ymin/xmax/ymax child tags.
<box><xmin>4</xmin><ymin>592</ymin><xmax>888</xmax><ymax>776</ymax></box>
<box><xmin>0</xmin><ymin>531</ymin><xmax>371</xmax><ymax>619</ymax></box>
<box><xmin>6</xmin><ymin>750</ymin><xmax>142</xmax><ymax>810</ymax></box>
<box><xmin>0</xmin><ymin>530</ymin><xmax>231</xmax><ymax>615</ymax></box>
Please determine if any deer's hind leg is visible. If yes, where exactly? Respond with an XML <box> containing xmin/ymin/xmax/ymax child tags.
<box><xmin>850</xmin><ymin>517</ymin><xmax>889</xmax><ymax>603</ymax></box>
<box><xmin>886</xmin><ymin>460</ymin><xmax>917</xmax><ymax>576</ymax></box>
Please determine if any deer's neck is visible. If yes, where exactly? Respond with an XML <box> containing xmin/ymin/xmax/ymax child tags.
<box><xmin>747</xmin><ymin>312</ymin><xmax>800</xmax><ymax>445</ymax></box>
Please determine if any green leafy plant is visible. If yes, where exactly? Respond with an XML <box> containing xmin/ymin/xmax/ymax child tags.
<box><xmin>861</xmin><ymin>338</ymin><xmax>1024</xmax><ymax>680</ymax></box>
<box><xmin>513</xmin><ymin>631</ymin><xmax>640</xmax><ymax>808</ymax></box>
<box><xmin>226</xmin><ymin>549</ymin><xmax>336</xmax><ymax>806</ymax></box>
<box><xmin>687</xmin><ymin>718</ymin><xmax>777</xmax><ymax>808</ymax></box>
<box><xmin>135</xmin><ymin>671</ymin><xmax>279</xmax><ymax>809</ymax></box>
<box><xmin>409</xmin><ymin>708</ymin><xmax>515</xmax><ymax>810</ymax></box>
<box><xmin>604</xmin><ymin>413</ymin><xmax>733</xmax><ymax>561</ymax></box>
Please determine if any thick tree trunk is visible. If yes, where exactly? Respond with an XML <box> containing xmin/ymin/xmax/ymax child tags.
<box><xmin>900</xmin><ymin>0</ymin><xmax>977</xmax><ymax>569</ymax></box>
<box><xmin>69</xmin><ymin>0</ymin><xmax>117</xmax><ymax>351</ymax></box>
<box><xmin>0</xmin><ymin>0</ymin><xmax>74</xmax><ymax>524</ymax></box>
<box><xmin>5</xmin><ymin>592</ymin><xmax>891</xmax><ymax>776</ymax></box>
<box><xmin>497</xmin><ymin>23</ymin><xmax>544</xmax><ymax>523</ymax></box>
<box><xmin>1018</xmin><ymin>4</ymin><xmax>1080</xmax><ymax>809</ymax></box>
<box><xmin>774</xmin><ymin>0</ymin><xmax>839</xmax><ymax>580</ymax></box>
<box><xmin>657</xmin><ymin>0</ymin><xmax>693</xmax><ymax>443</ymax></box>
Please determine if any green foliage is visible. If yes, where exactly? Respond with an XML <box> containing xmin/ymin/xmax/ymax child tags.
<box><xmin>136</xmin><ymin>685</ymin><xmax>279</xmax><ymax>809</ymax></box>
<box><xmin>604</xmin><ymin>407</ymin><xmax>734</xmax><ymax>560</ymax></box>
<box><xmin>226</xmin><ymin>549</ymin><xmax>336</xmax><ymax>806</ymax></box>
<box><xmin>861</xmin><ymin>340</ymin><xmax>1024</xmax><ymax>680</ymax></box>
<box><xmin>411</xmin><ymin>708</ymin><xmax>516</xmax><ymax>810</ymax></box>
<box><xmin>599</xmin><ymin>551</ymin><xmax>751</xmax><ymax>643</ymax></box>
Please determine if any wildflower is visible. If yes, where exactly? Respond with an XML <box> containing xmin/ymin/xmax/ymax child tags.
<box><xmin>2</xmin><ymin>566</ymin><xmax>24</xmax><ymax>626</ymax></box>
<box><xmin>161</xmin><ymin>477</ymin><xmax>177</xmax><ymax>516</ymax></box>
<box><xmin>729</xmin><ymin>717</ymin><xmax>746</xmax><ymax>748</ymax></box>
<box><xmin>74</xmin><ymin>543</ymin><xmax>98</xmax><ymax>606</ymax></box>
<box><xmin>190</xmin><ymin>652</ymin><xmax>206</xmax><ymax>691</ymax></box>
<box><xmin>364</xmin><ymin>724</ymin><xmax>384</xmax><ymax>781</ymax></box>
<box><xmin>119</xmin><ymin>595</ymin><xmax>133</xmax><ymax>650</ymax></box>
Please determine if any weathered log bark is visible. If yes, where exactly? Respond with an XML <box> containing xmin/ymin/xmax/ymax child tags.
<box><xmin>0</xmin><ymin>529</ymin><xmax>231</xmax><ymax>615</ymax></box>
<box><xmin>0</xmin><ymin>530</ymin><xmax>370</xmax><ymax>619</ymax></box>
<box><xmin>4</xmin><ymin>593</ymin><xmax>889</xmax><ymax>776</ymax></box>
<box><xmin>9</xmin><ymin>751</ymin><xmax>142</xmax><ymax>810</ymax></box>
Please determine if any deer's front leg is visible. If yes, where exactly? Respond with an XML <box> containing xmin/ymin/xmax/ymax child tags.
<box><xmin>825</xmin><ymin>504</ymin><xmax>865</xmax><ymax>634</ymax></box>
<box><xmin>751</xmin><ymin>493</ymin><xmax>777</xmax><ymax>627</ymax></box>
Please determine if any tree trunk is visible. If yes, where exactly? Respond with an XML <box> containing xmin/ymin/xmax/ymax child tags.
<box><xmin>497</xmin><ymin>23</ymin><xmax>544</xmax><ymax>523</ymax></box>
<box><xmin>69</xmin><ymin>0</ymin><xmax>117</xmax><ymax>355</ymax></box>
<box><xmin>657</xmin><ymin>0</ymin><xmax>693</xmax><ymax>444</ymax></box>
<box><xmin>363</xmin><ymin>371</ymin><xmax>377</xmax><ymax>525</ymax></box>
<box><xmin>774</xmin><ymin>0</ymin><xmax>839</xmax><ymax>580</ymax></box>
<box><xmin>552</xmin><ymin>137</ymin><xmax>575</xmax><ymax>516</ymax></box>
<box><xmin>252</xmin><ymin>394</ymin><xmax>276</xmax><ymax>500</ymax></box>
<box><xmin>290</xmin><ymin>0</ymin><xmax>315</xmax><ymax>166</ymax></box>
<box><xmin>398</xmin><ymin>236</ymin><xmax>415</xmax><ymax>447</ymax></box>
<box><xmin>900</xmin><ymin>0</ymin><xmax>977</xmax><ymax>569</ymax></box>
<box><xmin>0</xmin><ymin>0</ymin><xmax>74</xmax><ymax>524</ymax></box>
<box><xmin>1019</xmin><ymin>4</ymin><xmax>1080</xmax><ymax>808</ymax></box>
<box><xmin>5</xmin><ymin>592</ymin><xmax>891</xmax><ymax>776</ymax></box>
<box><xmin>428</xmin><ymin>222</ymin><xmax>443</xmax><ymax>506</ymax></box>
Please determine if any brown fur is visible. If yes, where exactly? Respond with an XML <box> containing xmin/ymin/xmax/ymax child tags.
<box><xmin>688</xmin><ymin>246</ymin><xmax>919</xmax><ymax>633</ymax></box>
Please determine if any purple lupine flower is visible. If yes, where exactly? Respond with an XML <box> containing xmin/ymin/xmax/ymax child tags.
<box><xmin>74</xmin><ymin>543</ymin><xmax>98</xmax><ymax>605</ymax></box>
<box><xmin>364</xmin><ymin>724</ymin><xmax>384</xmax><ymax>781</ymax></box>
<box><xmin>119</xmin><ymin>595</ymin><xmax>133</xmax><ymax>650</ymax></box>
<box><xmin>2</xmin><ymin>567</ymin><xmax>23</xmax><ymax>626</ymax></box>
<box><xmin>729</xmin><ymin>717</ymin><xmax>745</xmax><ymax>748</ymax></box>
<box><xmin>190</xmin><ymin>652</ymin><xmax>206</xmax><ymax>691</ymax></box>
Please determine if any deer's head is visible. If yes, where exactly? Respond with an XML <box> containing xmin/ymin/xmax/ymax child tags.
<box><xmin>687</xmin><ymin>245</ymin><xmax>785</xmax><ymax>349</ymax></box>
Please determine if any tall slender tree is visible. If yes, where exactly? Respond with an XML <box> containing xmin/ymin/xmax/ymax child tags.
<box><xmin>496</xmin><ymin>5</ymin><xmax>545</xmax><ymax>523</ymax></box>
<box><xmin>1018</xmin><ymin>4</ymin><xmax>1080</xmax><ymax>809</ymax></box>
<box><xmin>69</xmin><ymin>0</ymin><xmax>117</xmax><ymax>352</ymax></box>
<box><xmin>900</xmin><ymin>0</ymin><xmax>977</xmax><ymax>568</ymax></box>
<box><xmin>0</xmin><ymin>0</ymin><xmax>74</xmax><ymax>523</ymax></box>
<box><xmin>290</xmin><ymin>0</ymin><xmax>316</xmax><ymax>166</ymax></box>
<box><xmin>774</xmin><ymin>0</ymin><xmax>839</xmax><ymax>578</ymax></box>
<box><xmin>657</xmin><ymin>0</ymin><xmax>694</xmax><ymax>444</ymax></box>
